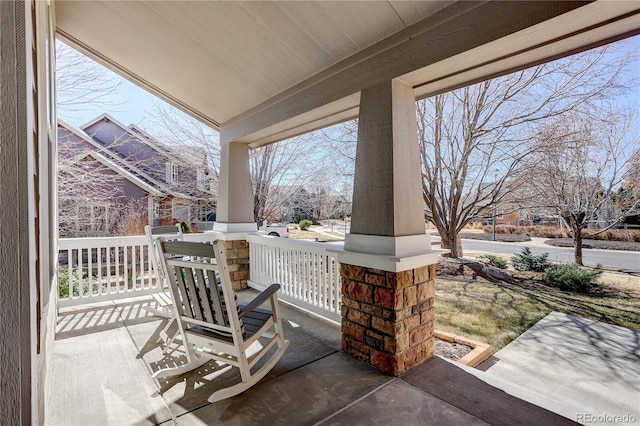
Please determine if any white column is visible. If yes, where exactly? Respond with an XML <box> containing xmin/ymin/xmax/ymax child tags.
<box><xmin>213</xmin><ymin>141</ymin><xmax>257</xmax><ymax>234</ymax></box>
<box><xmin>343</xmin><ymin>79</ymin><xmax>437</xmax><ymax>264</ymax></box>
<box><xmin>338</xmin><ymin>79</ymin><xmax>442</xmax><ymax>373</ymax></box>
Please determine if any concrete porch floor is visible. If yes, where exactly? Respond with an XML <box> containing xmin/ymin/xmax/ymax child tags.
<box><xmin>46</xmin><ymin>291</ymin><xmax>580</xmax><ymax>426</ymax></box>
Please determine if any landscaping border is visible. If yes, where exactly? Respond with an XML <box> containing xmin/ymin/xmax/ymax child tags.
<box><xmin>434</xmin><ymin>329</ymin><xmax>492</xmax><ymax>367</ymax></box>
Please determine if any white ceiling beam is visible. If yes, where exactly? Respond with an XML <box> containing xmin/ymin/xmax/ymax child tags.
<box><xmin>222</xmin><ymin>1</ymin><xmax>640</xmax><ymax>146</ymax></box>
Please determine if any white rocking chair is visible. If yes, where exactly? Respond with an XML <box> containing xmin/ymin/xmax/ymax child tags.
<box><xmin>152</xmin><ymin>239</ymin><xmax>289</xmax><ymax>402</ymax></box>
<box><xmin>144</xmin><ymin>224</ymin><xmax>183</xmax><ymax>348</ymax></box>
<box><xmin>144</xmin><ymin>225</ymin><xmax>184</xmax><ymax>305</ymax></box>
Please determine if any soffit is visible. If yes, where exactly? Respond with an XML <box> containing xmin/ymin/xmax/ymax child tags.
<box><xmin>54</xmin><ymin>1</ymin><xmax>640</xmax><ymax>146</ymax></box>
<box><xmin>55</xmin><ymin>0</ymin><xmax>451</xmax><ymax>128</ymax></box>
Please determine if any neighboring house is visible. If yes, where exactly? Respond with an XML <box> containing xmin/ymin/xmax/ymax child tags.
<box><xmin>58</xmin><ymin>114</ymin><xmax>216</xmax><ymax>237</ymax></box>
<box><xmin>468</xmin><ymin>181</ymin><xmax>522</xmax><ymax>227</ymax></box>
<box><xmin>489</xmin><ymin>201</ymin><xmax>520</xmax><ymax>226</ymax></box>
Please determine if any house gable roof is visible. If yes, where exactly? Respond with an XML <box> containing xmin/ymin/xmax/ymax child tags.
<box><xmin>66</xmin><ymin>151</ymin><xmax>163</xmax><ymax>197</ymax></box>
<box><xmin>82</xmin><ymin>114</ymin><xmax>209</xmax><ymax>168</ymax></box>
<box><xmin>59</xmin><ymin>118</ymin><xmax>186</xmax><ymax>197</ymax></box>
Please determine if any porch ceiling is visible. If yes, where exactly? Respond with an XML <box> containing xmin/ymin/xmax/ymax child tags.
<box><xmin>55</xmin><ymin>1</ymin><xmax>640</xmax><ymax>147</ymax></box>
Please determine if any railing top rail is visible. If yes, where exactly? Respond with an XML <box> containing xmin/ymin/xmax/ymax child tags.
<box><xmin>58</xmin><ymin>232</ymin><xmax>228</xmax><ymax>250</ymax></box>
<box><xmin>59</xmin><ymin>235</ymin><xmax>148</xmax><ymax>249</ymax></box>
<box><xmin>59</xmin><ymin>234</ymin><xmax>346</xmax><ymax>253</ymax></box>
<box><xmin>246</xmin><ymin>234</ymin><xmax>343</xmax><ymax>254</ymax></box>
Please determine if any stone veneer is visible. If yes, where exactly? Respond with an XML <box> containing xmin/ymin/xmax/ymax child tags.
<box><xmin>223</xmin><ymin>240</ymin><xmax>249</xmax><ymax>290</ymax></box>
<box><xmin>341</xmin><ymin>263</ymin><xmax>436</xmax><ymax>376</ymax></box>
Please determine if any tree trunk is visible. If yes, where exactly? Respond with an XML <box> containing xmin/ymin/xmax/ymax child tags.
<box><xmin>441</xmin><ymin>233</ymin><xmax>463</xmax><ymax>258</ymax></box>
<box><xmin>573</xmin><ymin>228</ymin><xmax>584</xmax><ymax>266</ymax></box>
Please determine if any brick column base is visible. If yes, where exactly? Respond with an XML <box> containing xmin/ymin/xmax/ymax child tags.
<box><xmin>341</xmin><ymin>263</ymin><xmax>436</xmax><ymax>376</ymax></box>
<box><xmin>223</xmin><ymin>240</ymin><xmax>249</xmax><ymax>290</ymax></box>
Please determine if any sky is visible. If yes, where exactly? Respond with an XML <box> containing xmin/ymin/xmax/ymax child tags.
<box><xmin>64</xmin><ymin>76</ymin><xmax>159</xmax><ymax>129</ymax></box>
<box><xmin>60</xmin><ymin>34</ymin><xmax>640</xmax><ymax>139</ymax></box>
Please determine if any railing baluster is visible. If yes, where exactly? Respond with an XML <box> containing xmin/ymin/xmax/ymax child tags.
<box><xmin>132</xmin><ymin>244</ymin><xmax>137</xmax><ymax>290</ymax></box>
<box><xmin>140</xmin><ymin>244</ymin><xmax>144</xmax><ymax>289</ymax></box>
<box><xmin>88</xmin><ymin>248</ymin><xmax>93</xmax><ymax>296</ymax></box>
<box><xmin>107</xmin><ymin>246</ymin><xmax>113</xmax><ymax>294</ymax></box>
<box><xmin>97</xmin><ymin>247</ymin><xmax>103</xmax><ymax>295</ymax></box>
<box><xmin>77</xmin><ymin>248</ymin><xmax>83</xmax><ymax>298</ymax></box>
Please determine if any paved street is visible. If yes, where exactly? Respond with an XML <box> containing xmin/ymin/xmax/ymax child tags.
<box><xmin>432</xmin><ymin>235</ymin><xmax>640</xmax><ymax>272</ymax></box>
<box><xmin>319</xmin><ymin>224</ymin><xmax>639</xmax><ymax>272</ymax></box>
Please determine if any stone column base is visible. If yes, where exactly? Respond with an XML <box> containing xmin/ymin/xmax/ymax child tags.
<box><xmin>223</xmin><ymin>240</ymin><xmax>249</xmax><ymax>290</ymax></box>
<box><xmin>341</xmin><ymin>263</ymin><xmax>436</xmax><ymax>375</ymax></box>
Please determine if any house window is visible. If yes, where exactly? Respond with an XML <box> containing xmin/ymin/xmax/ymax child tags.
<box><xmin>172</xmin><ymin>199</ymin><xmax>191</xmax><ymax>222</ymax></box>
<box><xmin>197</xmin><ymin>169</ymin><xmax>207</xmax><ymax>190</ymax></box>
<box><xmin>166</xmin><ymin>162</ymin><xmax>178</xmax><ymax>183</ymax></box>
<box><xmin>496</xmin><ymin>207</ymin><xmax>504</xmax><ymax>219</ymax></box>
<box><xmin>77</xmin><ymin>204</ymin><xmax>108</xmax><ymax>235</ymax></box>
<box><xmin>198</xmin><ymin>200</ymin><xmax>216</xmax><ymax>221</ymax></box>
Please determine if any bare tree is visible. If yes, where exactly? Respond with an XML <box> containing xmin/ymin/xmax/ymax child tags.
<box><xmin>57</xmin><ymin>138</ymin><xmax>125</xmax><ymax>237</ymax></box>
<box><xmin>310</xmin><ymin>120</ymin><xmax>359</xmax><ymax>224</ymax></box>
<box><xmin>56</xmin><ymin>40</ymin><xmax>122</xmax><ymax>121</ymax></box>
<box><xmin>417</xmin><ymin>44</ymin><xmax>636</xmax><ymax>258</ymax></box>
<box><xmin>149</xmin><ymin>100</ymin><xmax>346</xmax><ymax>224</ymax></box>
<box><xmin>146</xmin><ymin>100</ymin><xmax>219</xmax><ymax>222</ymax></box>
<box><xmin>622</xmin><ymin>150</ymin><xmax>640</xmax><ymax>195</ymax></box>
<box><xmin>251</xmin><ymin>133</ymin><xmax>342</xmax><ymax>223</ymax></box>
<box><xmin>147</xmin><ymin>100</ymin><xmax>220</xmax><ymax>186</ymax></box>
<box><xmin>523</xmin><ymin>109</ymin><xmax>638</xmax><ymax>265</ymax></box>
<box><xmin>56</xmin><ymin>40</ymin><xmax>130</xmax><ymax>236</ymax></box>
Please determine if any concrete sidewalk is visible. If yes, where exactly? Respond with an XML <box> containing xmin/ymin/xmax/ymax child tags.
<box><xmin>477</xmin><ymin>312</ymin><xmax>640</xmax><ymax>425</ymax></box>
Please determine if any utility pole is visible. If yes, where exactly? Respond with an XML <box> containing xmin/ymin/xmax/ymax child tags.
<box><xmin>492</xmin><ymin>169</ymin><xmax>498</xmax><ymax>241</ymax></box>
<box><xmin>492</xmin><ymin>208</ymin><xmax>496</xmax><ymax>241</ymax></box>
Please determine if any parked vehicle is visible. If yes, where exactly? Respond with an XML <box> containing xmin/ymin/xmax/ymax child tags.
<box><xmin>259</xmin><ymin>221</ymin><xmax>290</xmax><ymax>238</ymax></box>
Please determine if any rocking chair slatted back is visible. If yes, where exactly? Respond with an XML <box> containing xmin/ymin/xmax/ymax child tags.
<box><xmin>144</xmin><ymin>224</ymin><xmax>183</xmax><ymax>286</ymax></box>
<box><xmin>160</xmin><ymin>240</ymin><xmax>235</xmax><ymax>335</ymax></box>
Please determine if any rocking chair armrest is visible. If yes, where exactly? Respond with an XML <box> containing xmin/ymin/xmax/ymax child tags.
<box><xmin>239</xmin><ymin>284</ymin><xmax>280</xmax><ymax>318</ymax></box>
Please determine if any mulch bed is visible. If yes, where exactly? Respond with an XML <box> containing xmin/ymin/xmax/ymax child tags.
<box><xmin>458</xmin><ymin>232</ymin><xmax>531</xmax><ymax>242</ymax></box>
<box><xmin>435</xmin><ymin>338</ymin><xmax>472</xmax><ymax>361</ymax></box>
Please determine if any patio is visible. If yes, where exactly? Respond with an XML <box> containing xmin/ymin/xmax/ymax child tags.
<box><xmin>4</xmin><ymin>2</ymin><xmax>640</xmax><ymax>424</ymax></box>
<box><xmin>47</xmin><ymin>291</ymin><xmax>576</xmax><ymax>426</ymax></box>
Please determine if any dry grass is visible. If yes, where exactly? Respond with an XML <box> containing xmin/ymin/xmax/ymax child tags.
<box><xmin>435</xmin><ymin>271</ymin><xmax>640</xmax><ymax>351</ymax></box>
<box><xmin>289</xmin><ymin>229</ymin><xmax>343</xmax><ymax>241</ymax></box>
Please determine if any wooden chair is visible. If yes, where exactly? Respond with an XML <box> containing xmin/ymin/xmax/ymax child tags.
<box><xmin>144</xmin><ymin>224</ymin><xmax>183</xmax><ymax>347</ymax></box>
<box><xmin>152</xmin><ymin>239</ymin><xmax>289</xmax><ymax>402</ymax></box>
<box><xmin>145</xmin><ymin>225</ymin><xmax>184</xmax><ymax>292</ymax></box>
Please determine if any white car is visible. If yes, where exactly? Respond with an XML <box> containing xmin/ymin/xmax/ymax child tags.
<box><xmin>259</xmin><ymin>222</ymin><xmax>290</xmax><ymax>238</ymax></box>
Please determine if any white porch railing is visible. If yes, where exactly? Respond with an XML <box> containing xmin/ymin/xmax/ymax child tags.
<box><xmin>58</xmin><ymin>235</ymin><xmax>158</xmax><ymax>307</ymax></box>
<box><xmin>58</xmin><ymin>233</ymin><xmax>344</xmax><ymax>322</ymax></box>
<box><xmin>247</xmin><ymin>235</ymin><xmax>342</xmax><ymax>322</ymax></box>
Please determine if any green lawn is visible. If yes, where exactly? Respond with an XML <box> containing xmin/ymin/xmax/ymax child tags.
<box><xmin>435</xmin><ymin>272</ymin><xmax>640</xmax><ymax>351</ymax></box>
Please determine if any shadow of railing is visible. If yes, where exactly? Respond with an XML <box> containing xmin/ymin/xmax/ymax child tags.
<box><xmin>55</xmin><ymin>297</ymin><xmax>163</xmax><ymax>340</ymax></box>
